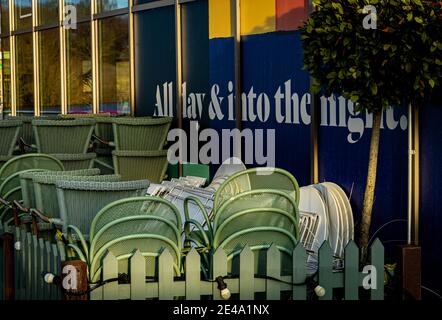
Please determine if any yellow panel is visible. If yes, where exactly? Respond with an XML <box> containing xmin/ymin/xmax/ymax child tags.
<box><xmin>209</xmin><ymin>0</ymin><xmax>233</xmax><ymax>39</ymax></box>
<box><xmin>241</xmin><ymin>0</ymin><xmax>276</xmax><ymax>35</ymax></box>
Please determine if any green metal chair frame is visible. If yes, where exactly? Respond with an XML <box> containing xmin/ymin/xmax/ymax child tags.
<box><xmin>213</xmin><ymin>168</ymin><xmax>300</xmax><ymax>213</ymax></box>
<box><xmin>89</xmin><ymin>234</ymin><xmax>181</xmax><ymax>282</ymax></box>
<box><xmin>0</xmin><ymin>120</ymin><xmax>22</xmax><ymax>156</ymax></box>
<box><xmin>89</xmin><ymin>196</ymin><xmax>182</xmax><ymax>239</ymax></box>
<box><xmin>213</xmin><ymin>189</ymin><xmax>300</xmax><ymax>232</ymax></box>
<box><xmin>112</xmin><ymin>150</ymin><xmax>169</xmax><ymax>183</ymax></box>
<box><xmin>0</xmin><ymin>155</ymin><xmax>14</xmax><ymax>169</ymax></box>
<box><xmin>112</xmin><ymin>117</ymin><xmax>172</xmax><ymax>151</ymax></box>
<box><xmin>0</xmin><ymin>154</ymin><xmax>64</xmax><ymax>189</ymax></box>
<box><xmin>32</xmin><ymin>119</ymin><xmax>96</xmax><ymax>154</ymax></box>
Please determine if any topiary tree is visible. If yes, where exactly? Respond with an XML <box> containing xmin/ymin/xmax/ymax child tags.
<box><xmin>301</xmin><ymin>0</ymin><xmax>442</xmax><ymax>259</ymax></box>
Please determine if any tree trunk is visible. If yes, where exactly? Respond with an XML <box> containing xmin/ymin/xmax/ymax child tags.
<box><xmin>359</xmin><ymin>111</ymin><xmax>382</xmax><ymax>263</ymax></box>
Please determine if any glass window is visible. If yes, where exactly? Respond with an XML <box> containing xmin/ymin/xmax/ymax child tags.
<box><xmin>66</xmin><ymin>22</ymin><xmax>93</xmax><ymax>114</ymax></box>
<box><xmin>97</xmin><ymin>0</ymin><xmax>128</xmax><ymax>13</ymax></box>
<box><xmin>65</xmin><ymin>0</ymin><xmax>91</xmax><ymax>20</ymax></box>
<box><xmin>1</xmin><ymin>37</ymin><xmax>11</xmax><ymax>116</ymax></box>
<box><xmin>134</xmin><ymin>7</ymin><xmax>176</xmax><ymax>116</ymax></box>
<box><xmin>38</xmin><ymin>0</ymin><xmax>59</xmax><ymax>26</ymax></box>
<box><xmin>14</xmin><ymin>0</ymin><xmax>33</xmax><ymax>30</ymax></box>
<box><xmin>39</xmin><ymin>28</ymin><xmax>61</xmax><ymax>115</ymax></box>
<box><xmin>16</xmin><ymin>33</ymin><xmax>34</xmax><ymax>115</ymax></box>
<box><xmin>1</xmin><ymin>0</ymin><xmax>10</xmax><ymax>34</ymax></box>
<box><xmin>98</xmin><ymin>15</ymin><xmax>130</xmax><ymax>114</ymax></box>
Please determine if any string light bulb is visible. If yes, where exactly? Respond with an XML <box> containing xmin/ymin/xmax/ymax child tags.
<box><xmin>43</xmin><ymin>272</ymin><xmax>61</xmax><ymax>285</ymax></box>
<box><xmin>215</xmin><ymin>276</ymin><xmax>231</xmax><ymax>300</ymax></box>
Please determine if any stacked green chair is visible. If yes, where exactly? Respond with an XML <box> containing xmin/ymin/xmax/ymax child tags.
<box><xmin>112</xmin><ymin>150</ymin><xmax>168</xmax><ymax>183</ymax></box>
<box><xmin>32</xmin><ymin>118</ymin><xmax>97</xmax><ymax>170</ymax></box>
<box><xmin>0</xmin><ymin>154</ymin><xmax>64</xmax><ymax>227</ymax></box>
<box><xmin>112</xmin><ymin>117</ymin><xmax>172</xmax><ymax>151</ymax></box>
<box><xmin>58</xmin><ymin>114</ymin><xmax>116</xmax><ymax>174</ymax></box>
<box><xmin>183</xmin><ymin>167</ymin><xmax>300</xmax><ymax>276</ymax></box>
<box><xmin>110</xmin><ymin>117</ymin><xmax>172</xmax><ymax>184</ymax></box>
<box><xmin>0</xmin><ymin>154</ymin><xmax>64</xmax><ymax>188</ymax></box>
<box><xmin>213</xmin><ymin>167</ymin><xmax>300</xmax><ymax>212</ymax></box>
<box><xmin>0</xmin><ymin>120</ymin><xmax>22</xmax><ymax>156</ymax></box>
<box><xmin>73</xmin><ymin>197</ymin><xmax>182</xmax><ymax>282</ymax></box>
<box><xmin>5</xmin><ymin>116</ymin><xmax>59</xmax><ymax>153</ymax></box>
<box><xmin>9</xmin><ymin>116</ymin><xmax>35</xmax><ymax>148</ymax></box>
<box><xmin>19</xmin><ymin>168</ymin><xmax>100</xmax><ymax>210</ymax></box>
<box><xmin>33</xmin><ymin>119</ymin><xmax>95</xmax><ymax>153</ymax></box>
<box><xmin>55</xmin><ymin>180</ymin><xmax>150</xmax><ymax>235</ymax></box>
<box><xmin>33</xmin><ymin>172</ymin><xmax>120</xmax><ymax>223</ymax></box>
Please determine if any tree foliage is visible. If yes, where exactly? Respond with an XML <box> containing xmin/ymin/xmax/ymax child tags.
<box><xmin>301</xmin><ymin>0</ymin><xmax>442</xmax><ymax>112</ymax></box>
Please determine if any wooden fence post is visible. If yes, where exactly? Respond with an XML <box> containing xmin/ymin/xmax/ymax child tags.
<box><xmin>185</xmin><ymin>248</ymin><xmax>201</xmax><ymax>300</ymax></box>
<box><xmin>103</xmin><ymin>252</ymin><xmax>119</xmax><ymax>300</ymax></box>
<box><xmin>266</xmin><ymin>244</ymin><xmax>281</xmax><ymax>300</ymax></box>
<box><xmin>318</xmin><ymin>241</ymin><xmax>334</xmax><ymax>300</ymax></box>
<box><xmin>130</xmin><ymin>250</ymin><xmax>146</xmax><ymax>300</ymax></box>
<box><xmin>158</xmin><ymin>249</ymin><xmax>174</xmax><ymax>300</ymax></box>
<box><xmin>369</xmin><ymin>238</ymin><xmax>384</xmax><ymax>300</ymax></box>
<box><xmin>239</xmin><ymin>245</ymin><xmax>254</xmax><ymax>300</ymax></box>
<box><xmin>344</xmin><ymin>240</ymin><xmax>359</xmax><ymax>300</ymax></box>
<box><xmin>212</xmin><ymin>248</ymin><xmax>227</xmax><ymax>300</ymax></box>
<box><xmin>292</xmin><ymin>243</ymin><xmax>307</xmax><ymax>300</ymax></box>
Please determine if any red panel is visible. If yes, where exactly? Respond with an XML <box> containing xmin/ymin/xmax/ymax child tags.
<box><xmin>276</xmin><ymin>0</ymin><xmax>308</xmax><ymax>31</ymax></box>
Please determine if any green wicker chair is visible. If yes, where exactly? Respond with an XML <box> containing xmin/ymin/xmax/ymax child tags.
<box><xmin>8</xmin><ymin>116</ymin><xmax>35</xmax><ymax>147</ymax></box>
<box><xmin>184</xmin><ymin>190</ymin><xmax>300</xmax><ymax>249</ymax></box>
<box><xmin>0</xmin><ymin>120</ymin><xmax>22</xmax><ymax>156</ymax></box>
<box><xmin>32</xmin><ymin>119</ymin><xmax>96</xmax><ymax>154</ymax></box>
<box><xmin>112</xmin><ymin>117</ymin><xmax>172</xmax><ymax>151</ymax></box>
<box><xmin>19</xmin><ymin>168</ymin><xmax>101</xmax><ymax>209</ymax></box>
<box><xmin>213</xmin><ymin>168</ymin><xmax>300</xmax><ymax>213</ymax></box>
<box><xmin>33</xmin><ymin>173</ymin><xmax>121</xmax><ymax>222</ymax></box>
<box><xmin>6</xmin><ymin>116</ymin><xmax>59</xmax><ymax>153</ymax></box>
<box><xmin>213</xmin><ymin>204</ymin><xmax>298</xmax><ymax>276</ymax></box>
<box><xmin>81</xmin><ymin>197</ymin><xmax>182</xmax><ymax>281</ymax></box>
<box><xmin>0</xmin><ymin>154</ymin><xmax>64</xmax><ymax>189</ymax></box>
<box><xmin>51</xmin><ymin>153</ymin><xmax>97</xmax><ymax>170</ymax></box>
<box><xmin>55</xmin><ymin>180</ymin><xmax>150</xmax><ymax>235</ymax></box>
<box><xmin>112</xmin><ymin>150</ymin><xmax>168</xmax><ymax>183</ymax></box>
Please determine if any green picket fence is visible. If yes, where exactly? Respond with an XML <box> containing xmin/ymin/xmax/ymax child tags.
<box><xmin>91</xmin><ymin>240</ymin><xmax>384</xmax><ymax>301</ymax></box>
<box><xmin>0</xmin><ymin>224</ymin><xmax>66</xmax><ymax>300</ymax></box>
<box><xmin>1</xmin><ymin>222</ymin><xmax>384</xmax><ymax>301</ymax></box>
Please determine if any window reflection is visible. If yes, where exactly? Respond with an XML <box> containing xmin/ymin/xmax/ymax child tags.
<box><xmin>66</xmin><ymin>22</ymin><xmax>93</xmax><ymax>114</ymax></box>
<box><xmin>98</xmin><ymin>0</ymin><xmax>128</xmax><ymax>13</ymax></box>
<box><xmin>39</xmin><ymin>28</ymin><xmax>61</xmax><ymax>115</ymax></box>
<box><xmin>15</xmin><ymin>0</ymin><xmax>32</xmax><ymax>30</ymax></box>
<box><xmin>1</xmin><ymin>0</ymin><xmax>10</xmax><ymax>34</ymax></box>
<box><xmin>38</xmin><ymin>0</ymin><xmax>59</xmax><ymax>26</ymax></box>
<box><xmin>16</xmin><ymin>33</ymin><xmax>34</xmax><ymax>115</ymax></box>
<box><xmin>65</xmin><ymin>0</ymin><xmax>91</xmax><ymax>20</ymax></box>
<box><xmin>1</xmin><ymin>38</ymin><xmax>11</xmax><ymax>116</ymax></box>
<box><xmin>98</xmin><ymin>15</ymin><xmax>130</xmax><ymax>114</ymax></box>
